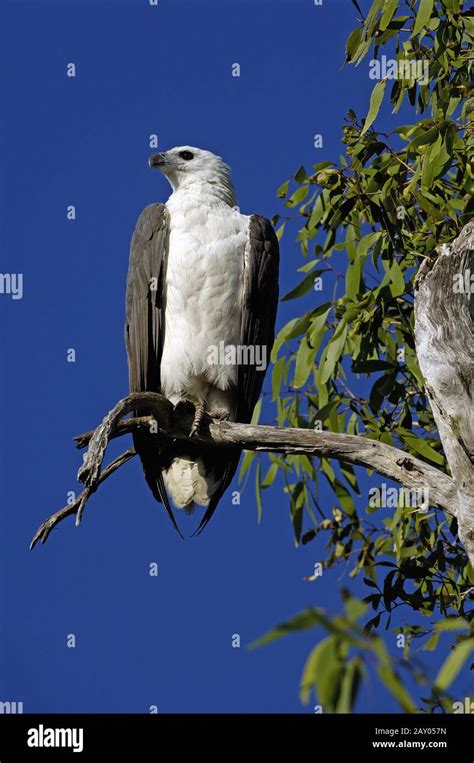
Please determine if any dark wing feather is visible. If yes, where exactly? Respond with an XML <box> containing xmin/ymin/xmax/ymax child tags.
<box><xmin>125</xmin><ymin>203</ymin><xmax>183</xmax><ymax>537</ymax></box>
<box><xmin>193</xmin><ymin>214</ymin><xmax>280</xmax><ymax>535</ymax></box>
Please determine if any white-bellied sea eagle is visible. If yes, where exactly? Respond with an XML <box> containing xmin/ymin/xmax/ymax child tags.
<box><xmin>125</xmin><ymin>146</ymin><xmax>280</xmax><ymax>535</ymax></box>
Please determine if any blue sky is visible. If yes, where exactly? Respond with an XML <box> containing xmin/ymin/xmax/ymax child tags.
<box><xmin>0</xmin><ymin>0</ymin><xmax>469</xmax><ymax>714</ymax></box>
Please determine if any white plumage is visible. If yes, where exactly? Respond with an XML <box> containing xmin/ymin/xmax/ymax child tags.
<box><xmin>161</xmin><ymin>194</ymin><xmax>248</xmax><ymax>405</ymax></box>
<box><xmin>154</xmin><ymin>148</ymin><xmax>248</xmax><ymax>509</ymax></box>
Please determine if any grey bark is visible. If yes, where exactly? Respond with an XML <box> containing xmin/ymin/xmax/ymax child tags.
<box><xmin>31</xmin><ymin>391</ymin><xmax>457</xmax><ymax>548</ymax></box>
<box><xmin>75</xmin><ymin>409</ymin><xmax>456</xmax><ymax>512</ymax></box>
<box><xmin>414</xmin><ymin>220</ymin><xmax>474</xmax><ymax>566</ymax></box>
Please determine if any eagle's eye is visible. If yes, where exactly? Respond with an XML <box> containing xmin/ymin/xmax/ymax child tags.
<box><xmin>179</xmin><ymin>150</ymin><xmax>194</xmax><ymax>161</ymax></box>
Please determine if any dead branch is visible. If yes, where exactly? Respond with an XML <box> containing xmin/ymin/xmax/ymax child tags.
<box><xmin>30</xmin><ymin>390</ymin><xmax>457</xmax><ymax>549</ymax></box>
<box><xmin>30</xmin><ymin>449</ymin><xmax>136</xmax><ymax>549</ymax></box>
<box><xmin>75</xmin><ymin>407</ymin><xmax>456</xmax><ymax>511</ymax></box>
<box><xmin>75</xmin><ymin>393</ymin><xmax>172</xmax><ymax>525</ymax></box>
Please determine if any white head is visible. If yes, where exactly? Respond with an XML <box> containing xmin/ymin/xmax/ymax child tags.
<box><xmin>148</xmin><ymin>146</ymin><xmax>237</xmax><ymax>207</ymax></box>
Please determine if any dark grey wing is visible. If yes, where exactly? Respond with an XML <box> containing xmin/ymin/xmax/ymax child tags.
<box><xmin>236</xmin><ymin>214</ymin><xmax>280</xmax><ymax>422</ymax></box>
<box><xmin>194</xmin><ymin>214</ymin><xmax>280</xmax><ymax>535</ymax></box>
<box><xmin>125</xmin><ymin>203</ymin><xmax>183</xmax><ymax>537</ymax></box>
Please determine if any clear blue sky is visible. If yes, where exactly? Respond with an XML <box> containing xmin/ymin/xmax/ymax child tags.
<box><xmin>0</xmin><ymin>0</ymin><xmax>468</xmax><ymax>713</ymax></box>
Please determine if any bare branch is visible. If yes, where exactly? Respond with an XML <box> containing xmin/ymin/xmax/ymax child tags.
<box><xmin>73</xmin><ymin>396</ymin><xmax>456</xmax><ymax>514</ymax></box>
<box><xmin>75</xmin><ymin>393</ymin><xmax>172</xmax><ymax>525</ymax></box>
<box><xmin>74</xmin><ymin>416</ymin><xmax>153</xmax><ymax>449</ymax></box>
<box><xmin>30</xmin><ymin>449</ymin><xmax>136</xmax><ymax>549</ymax></box>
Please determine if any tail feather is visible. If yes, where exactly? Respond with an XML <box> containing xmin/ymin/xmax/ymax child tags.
<box><xmin>192</xmin><ymin>449</ymin><xmax>241</xmax><ymax>536</ymax></box>
<box><xmin>134</xmin><ymin>430</ymin><xmax>240</xmax><ymax>535</ymax></box>
<box><xmin>133</xmin><ymin>431</ymin><xmax>184</xmax><ymax>538</ymax></box>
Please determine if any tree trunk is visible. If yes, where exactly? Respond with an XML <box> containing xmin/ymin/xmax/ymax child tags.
<box><xmin>414</xmin><ymin>221</ymin><xmax>474</xmax><ymax>567</ymax></box>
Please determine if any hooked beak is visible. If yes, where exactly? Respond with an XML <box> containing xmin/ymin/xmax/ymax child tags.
<box><xmin>148</xmin><ymin>152</ymin><xmax>167</xmax><ymax>169</ymax></box>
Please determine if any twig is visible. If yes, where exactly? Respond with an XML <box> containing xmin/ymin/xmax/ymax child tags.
<box><xmin>30</xmin><ymin>449</ymin><xmax>136</xmax><ymax>549</ymax></box>
<box><xmin>75</xmin><ymin>393</ymin><xmax>173</xmax><ymax>525</ymax></box>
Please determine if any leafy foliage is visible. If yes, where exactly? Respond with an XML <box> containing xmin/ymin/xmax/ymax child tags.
<box><xmin>245</xmin><ymin>0</ymin><xmax>474</xmax><ymax>711</ymax></box>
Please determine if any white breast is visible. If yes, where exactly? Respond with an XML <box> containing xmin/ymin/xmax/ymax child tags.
<box><xmin>160</xmin><ymin>192</ymin><xmax>249</xmax><ymax>404</ymax></box>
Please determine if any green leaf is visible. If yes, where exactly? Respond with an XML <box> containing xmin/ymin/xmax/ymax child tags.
<box><xmin>261</xmin><ymin>462</ymin><xmax>279</xmax><ymax>489</ymax></box>
<box><xmin>312</xmin><ymin>161</ymin><xmax>335</xmax><ymax>173</ymax></box>
<box><xmin>401</xmin><ymin>433</ymin><xmax>445</xmax><ymax>466</ymax></box>
<box><xmin>357</xmin><ymin>231</ymin><xmax>382</xmax><ymax>258</ymax></box>
<box><xmin>387</xmin><ymin>260</ymin><xmax>405</xmax><ymax>297</ymax></box>
<box><xmin>421</xmin><ymin>135</ymin><xmax>443</xmax><ymax>187</ymax></box>
<box><xmin>345</xmin><ymin>26</ymin><xmax>362</xmax><ymax>62</ymax></box>
<box><xmin>352</xmin><ymin>359</ymin><xmax>395</xmax><ymax>373</ymax></box>
<box><xmin>250</xmin><ymin>610</ymin><xmax>325</xmax><ymax>650</ymax></box>
<box><xmin>300</xmin><ymin>637</ymin><xmax>341</xmax><ymax>707</ymax></box>
<box><xmin>238</xmin><ymin>450</ymin><xmax>255</xmax><ymax>482</ymax></box>
<box><xmin>271</xmin><ymin>318</ymin><xmax>299</xmax><ymax>363</ymax></box>
<box><xmin>377</xmin><ymin>664</ymin><xmax>418</xmax><ymax>712</ymax></box>
<box><xmin>309</xmin><ymin>307</ymin><xmax>331</xmax><ymax>344</ymax></box>
<box><xmin>319</xmin><ymin>322</ymin><xmax>348</xmax><ymax>384</ymax></box>
<box><xmin>412</xmin><ymin>0</ymin><xmax>434</xmax><ymax>37</ymax></box>
<box><xmin>286</xmin><ymin>185</ymin><xmax>309</xmax><ymax>208</ymax></box>
<box><xmin>435</xmin><ymin>618</ymin><xmax>470</xmax><ymax>633</ymax></box>
<box><xmin>344</xmin><ymin>598</ymin><xmax>367</xmax><ymax>623</ymax></box>
<box><xmin>277</xmin><ymin>179</ymin><xmax>290</xmax><ymax>198</ymax></box>
<box><xmin>250</xmin><ymin>607</ymin><xmax>361</xmax><ymax>650</ymax></box>
<box><xmin>345</xmin><ymin>255</ymin><xmax>363</xmax><ymax>299</ymax></box>
<box><xmin>294</xmin><ymin>165</ymin><xmax>307</xmax><ymax>184</ymax></box>
<box><xmin>379</xmin><ymin>0</ymin><xmax>398</xmax><ymax>31</ymax></box>
<box><xmin>373</xmin><ymin>638</ymin><xmax>417</xmax><ymax>712</ymax></box>
<box><xmin>423</xmin><ymin>632</ymin><xmax>441</xmax><ymax>652</ymax></box>
<box><xmin>407</xmin><ymin>126</ymin><xmax>439</xmax><ymax>151</ymax></box>
<box><xmin>281</xmin><ymin>270</ymin><xmax>322</xmax><ymax>301</ymax></box>
<box><xmin>293</xmin><ymin>338</ymin><xmax>317</xmax><ymax>388</ymax></box>
<box><xmin>276</xmin><ymin>222</ymin><xmax>286</xmax><ymax>241</ymax></box>
<box><xmin>335</xmin><ymin>657</ymin><xmax>364</xmax><ymax>713</ymax></box>
<box><xmin>315</xmin><ymin>399</ymin><xmax>340</xmax><ymax>424</ymax></box>
<box><xmin>434</xmin><ymin>639</ymin><xmax>474</xmax><ymax>691</ymax></box>
<box><xmin>251</xmin><ymin>397</ymin><xmax>262</xmax><ymax>425</ymax></box>
<box><xmin>272</xmin><ymin>356</ymin><xmax>286</xmax><ymax>401</ymax></box>
<box><xmin>361</xmin><ymin>80</ymin><xmax>387</xmax><ymax>136</ymax></box>
<box><xmin>289</xmin><ymin>481</ymin><xmax>305</xmax><ymax>542</ymax></box>
<box><xmin>298</xmin><ymin>258</ymin><xmax>321</xmax><ymax>273</ymax></box>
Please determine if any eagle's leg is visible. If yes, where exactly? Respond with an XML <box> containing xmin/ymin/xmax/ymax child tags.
<box><xmin>209</xmin><ymin>408</ymin><xmax>231</xmax><ymax>422</ymax></box>
<box><xmin>171</xmin><ymin>399</ymin><xmax>203</xmax><ymax>436</ymax></box>
<box><xmin>172</xmin><ymin>385</ymin><xmax>210</xmax><ymax>438</ymax></box>
<box><xmin>189</xmin><ymin>398</ymin><xmax>206</xmax><ymax>438</ymax></box>
<box><xmin>172</xmin><ymin>383</ymin><xmax>212</xmax><ymax>437</ymax></box>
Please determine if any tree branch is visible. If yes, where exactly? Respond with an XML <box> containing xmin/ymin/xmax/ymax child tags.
<box><xmin>30</xmin><ymin>449</ymin><xmax>136</xmax><ymax>549</ymax></box>
<box><xmin>75</xmin><ymin>393</ymin><xmax>172</xmax><ymax>525</ymax></box>
<box><xmin>73</xmin><ymin>402</ymin><xmax>456</xmax><ymax>512</ymax></box>
<box><xmin>30</xmin><ymin>390</ymin><xmax>457</xmax><ymax>549</ymax></box>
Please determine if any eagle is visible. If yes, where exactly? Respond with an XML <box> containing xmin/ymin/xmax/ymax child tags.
<box><xmin>125</xmin><ymin>146</ymin><xmax>280</xmax><ymax>535</ymax></box>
